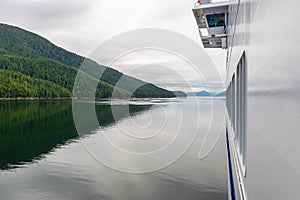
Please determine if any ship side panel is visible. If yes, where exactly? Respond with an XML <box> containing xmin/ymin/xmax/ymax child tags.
<box><xmin>226</xmin><ymin>0</ymin><xmax>248</xmax><ymax>199</ymax></box>
<box><xmin>227</xmin><ymin>0</ymin><xmax>300</xmax><ymax>199</ymax></box>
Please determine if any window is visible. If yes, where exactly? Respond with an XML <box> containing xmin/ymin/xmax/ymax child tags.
<box><xmin>236</xmin><ymin>52</ymin><xmax>247</xmax><ymax>175</ymax></box>
<box><xmin>232</xmin><ymin>74</ymin><xmax>236</xmax><ymax>134</ymax></box>
<box><xmin>206</xmin><ymin>13</ymin><xmax>225</xmax><ymax>27</ymax></box>
<box><xmin>226</xmin><ymin>52</ymin><xmax>247</xmax><ymax>176</ymax></box>
<box><xmin>226</xmin><ymin>82</ymin><xmax>231</xmax><ymax>118</ymax></box>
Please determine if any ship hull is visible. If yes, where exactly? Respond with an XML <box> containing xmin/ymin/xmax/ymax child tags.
<box><xmin>226</xmin><ymin>0</ymin><xmax>300</xmax><ymax>199</ymax></box>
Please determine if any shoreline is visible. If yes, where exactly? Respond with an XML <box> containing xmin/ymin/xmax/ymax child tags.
<box><xmin>0</xmin><ymin>96</ymin><xmax>187</xmax><ymax>101</ymax></box>
<box><xmin>0</xmin><ymin>97</ymin><xmax>73</xmax><ymax>101</ymax></box>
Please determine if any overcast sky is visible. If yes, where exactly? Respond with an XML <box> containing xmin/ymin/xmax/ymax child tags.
<box><xmin>0</xmin><ymin>0</ymin><xmax>226</xmax><ymax>92</ymax></box>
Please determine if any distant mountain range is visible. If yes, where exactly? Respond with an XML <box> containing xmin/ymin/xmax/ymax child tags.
<box><xmin>186</xmin><ymin>90</ymin><xmax>225</xmax><ymax>97</ymax></box>
<box><xmin>0</xmin><ymin>23</ymin><xmax>185</xmax><ymax>99</ymax></box>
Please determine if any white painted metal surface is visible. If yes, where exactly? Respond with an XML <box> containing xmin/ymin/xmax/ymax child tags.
<box><xmin>193</xmin><ymin>1</ymin><xmax>230</xmax><ymax>48</ymax></box>
<box><xmin>225</xmin><ymin>0</ymin><xmax>300</xmax><ymax>199</ymax></box>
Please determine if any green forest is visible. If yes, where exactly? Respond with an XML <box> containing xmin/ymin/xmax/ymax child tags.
<box><xmin>0</xmin><ymin>23</ymin><xmax>185</xmax><ymax>99</ymax></box>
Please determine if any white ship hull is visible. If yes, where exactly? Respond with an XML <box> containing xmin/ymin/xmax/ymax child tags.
<box><xmin>225</xmin><ymin>0</ymin><xmax>300</xmax><ymax>199</ymax></box>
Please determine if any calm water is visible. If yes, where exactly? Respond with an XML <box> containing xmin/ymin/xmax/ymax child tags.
<box><xmin>0</xmin><ymin>98</ymin><xmax>227</xmax><ymax>200</ymax></box>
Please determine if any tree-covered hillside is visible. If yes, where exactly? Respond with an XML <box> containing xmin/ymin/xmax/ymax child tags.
<box><xmin>0</xmin><ymin>23</ymin><xmax>83</xmax><ymax>67</ymax></box>
<box><xmin>0</xmin><ymin>69</ymin><xmax>71</xmax><ymax>98</ymax></box>
<box><xmin>0</xmin><ymin>23</ymin><xmax>182</xmax><ymax>99</ymax></box>
<box><xmin>0</xmin><ymin>55</ymin><xmax>131</xmax><ymax>98</ymax></box>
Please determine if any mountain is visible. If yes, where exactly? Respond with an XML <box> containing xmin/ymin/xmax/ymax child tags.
<box><xmin>187</xmin><ymin>90</ymin><xmax>211</xmax><ymax>97</ymax></box>
<box><xmin>0</xmin><ymin>23</ymin><xmax>179</xmax><ymax>99</ymax></box>
<box><xmin>215</xmin><ymin>91</ymin><xmax>226</xmax><ymax>97</ymax></box>
<box><xmin>0</xmin><ymin>69</ymin><xmax>71</xmax><ymax>98</ymax></box>
<box><xmin>173</xmin><ymin>91</ymin><xmax>187</xmax><ymax>97</ymax></box>
<box><xmin>187</xmin><ymin>90</ymin><xmax>225</xmax><ymax>97</ymax></box>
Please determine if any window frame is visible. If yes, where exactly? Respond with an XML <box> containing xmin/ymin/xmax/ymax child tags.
<box><xmin>226</xmin><ymin>51</ymin><xmax>247</xmax><ymax>177</ymax></box>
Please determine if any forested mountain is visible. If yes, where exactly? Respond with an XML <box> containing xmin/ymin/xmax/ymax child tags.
<box><xmin>0</xmin><ymin>23</ymin><xmax>181</xmax><ymax>99</ymax></box>
<box><xmin>0</xmin><ymin>23</ymin><xmax>83</xmax><ymax>67</ymax></box>
<box><xmin>0</xmin><ymin>69</ymin><xmax>70</xmax><ymax>98</ymax></box>
<box><xmin>0</xmin><ymin>55</ymin><xmax>131</xmax><ymax>98</ymax></box>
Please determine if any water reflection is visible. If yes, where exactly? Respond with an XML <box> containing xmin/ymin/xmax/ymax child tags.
<box><xmin>0</xmin><ymin>98</ymin><xmax>228</xmax><ymax>200</ymax></box>
<box><xmin>0</xmin><ymin>100</ymin><xmax>151</xmax><ymax>170</ymax></box>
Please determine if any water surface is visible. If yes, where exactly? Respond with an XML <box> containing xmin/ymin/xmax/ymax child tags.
<box><xmin>0</xmin><ymin>98</ymin><xmax>227</xmax><ymax>200</ymax></box>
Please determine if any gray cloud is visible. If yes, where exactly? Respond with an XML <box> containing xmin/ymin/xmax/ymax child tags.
<box><xmin>1</xmin><ymin>0</ymin><xmax>92</xmax><ymax>26</ymax></box>
<box><xmin>0</xmin><ymin>0</ymin><xmax>226</xmax><ymax>91</ymax></box>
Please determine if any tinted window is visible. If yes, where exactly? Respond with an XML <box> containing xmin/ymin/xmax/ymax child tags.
<box><xmin>206</xmin><ymin>13</ymin><xmax>225</xmax><ymax>27</ymax></box>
